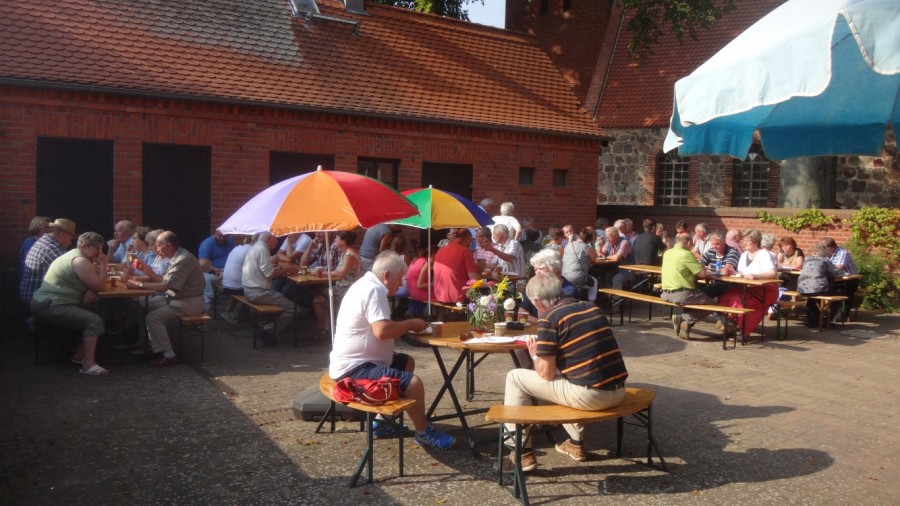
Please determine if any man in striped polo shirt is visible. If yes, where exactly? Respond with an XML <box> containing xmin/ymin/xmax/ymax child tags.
<box><xmin>502</xmin><ymin>274</ymin><xmax>628</xmax><ymax>472</ymax></box>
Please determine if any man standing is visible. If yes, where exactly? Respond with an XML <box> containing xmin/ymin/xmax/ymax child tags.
<box><xmin>107</xmin><ymin>220</ymin><xmax>136</xmax><ymax>263</ymax></box>
<box><xmin>359</xmin><ymin>223</ymin><xmax>401</xmax><ymax>271</ymax></box>
<box><xmin>20</xmin><ymin>218</ymin><xmax>77</xmax><ymax>305</ymax></box>
<box><xmin>126</xmin><ymin>231</ymin><xmax>205</xmax><ymax>367</ymax></box>
<box><xmin>632</xmin><ymin>219</ymin><xmax>667</xmax><ymax>266</ymax></box>
<box><xmin>329</xmin><ymin>251</ymin><xmax>455</xmax><ymax>449</ymax></box>
<box><xmin>502</xmin><ymin>274</ymin><xmax>628</xmax><ymax>472</ymax></box>
<box><xmin>661</xmin><ymin>233</ymin><xmax>730</xmax><ymax>340</ymax></box>
<box><xmin>241</xmin><ymin>232</ymin><xmax>298</xmax><ymax>346</ymax></box>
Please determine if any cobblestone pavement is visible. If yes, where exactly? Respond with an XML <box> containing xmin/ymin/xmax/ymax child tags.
<box><xmin>1</xmin><ymin>307</ymin><xmax>898</xmax><ymax>505</ymax></box>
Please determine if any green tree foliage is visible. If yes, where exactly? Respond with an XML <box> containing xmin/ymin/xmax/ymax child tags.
<box><xmin>623</xmin><ymin>0</ymin><xmax>735</xmax><ymax>60</ymax></box>
<box><xmin>375</xmin><ymin>0</ymin><xmax>736</xmax><ymax>60</ymax></box>
<box><xmin>369</xmin><ymin>0</ymin><xmax>476</xmax><ymax>20</ymax></box>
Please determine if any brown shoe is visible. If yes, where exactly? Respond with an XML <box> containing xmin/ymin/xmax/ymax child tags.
<box><xmin>508</xmin><ymin>450</ymin><xmax>538</xmax><ymax>472</ymax></box>
<box><xmin>150</xmin><ymin>355</ymin><xmax>179</xmax><ymax>367</ymax></box>
<box><xmin>678</xmin><ymin>321</ymin><xmax>691</xmax><ymax>340</ymax></box>
<box><xmin>555</xmin><ymin>439</ymin><xmax>587</xmax><ymax>462</ymax></box>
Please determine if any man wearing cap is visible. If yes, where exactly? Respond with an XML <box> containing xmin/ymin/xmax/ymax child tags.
<box><xmin>107</xmin><ymin>220</ymin><xmax>136</xmax><ymax>263</ymax></box>
<box><xmin>19</xmin><ymin>218</ymin><xmax>77</xmax><ymax>305</ymax></box>
<box><xmin>126</xmin><ymin>231</ymin><xmax>205</xmax><ymax>367</ymax></box>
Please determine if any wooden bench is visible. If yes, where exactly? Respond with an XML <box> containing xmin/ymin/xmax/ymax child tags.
<box><xmin>485</xmin><ymin>388</ymin><xmax>667</xmax><ymax>506</ymax></box>
<box><xmin>231</xmin><ymin>295</ymin><xmax>296</xmax><ymax>349</ymax></box>
<box><xmin>599</xmin><ymin>288</ymin><xmax>755</xmax><ymax>349</ymax></box>
<box><xmin>809</xmin><ymin>295</ymin><xmax>849</xmax><ymax>330</ymax></box>
<box><xmin>177</xmin><ymin>314</ymin><xmax>211</xmax><ymax>362</ymax></box>
<box><xmin>773</xmin><ymin>290</ymin><xmax>805</xmax><ymax>340</ymax></box>
<box><xmin>317</xmin><ymin>374</ymin><xmax>417</xmax><ymax>487</ymax></box>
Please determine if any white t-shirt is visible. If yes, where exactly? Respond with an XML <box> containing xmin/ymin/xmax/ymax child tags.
<box><xmin>329</xmin><ymin>271</ymin><xmax>393</xmax><ymax>379</ymax></box>
<box><xmin>279</xmin><ymin>234</ymin><xmax>312</xmax><ymax>257</ymax></box>
<box><xmin>241</xmin><ymin>241</ymin><xmax>274</xmax><ymax>296</ymax></box>
<box><xmin>737</xmin><ymin>249</ymin><xmax>777</xmax><ymax>275</ymax></box>
<box><xmin>492</xmin><ymin>215</ymin><xmax>521</xmax><ymax>239</ymax></box>
<box><xmin>222</xmin><ymin>244</ymin><xmax>251</xmax><ymax>290</ymax></box>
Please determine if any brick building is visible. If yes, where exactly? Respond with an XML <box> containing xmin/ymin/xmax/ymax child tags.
<box><xmin>0</xmin><ymin>0</ymin><xmax>605</xmax><ymax>259</ymax></box>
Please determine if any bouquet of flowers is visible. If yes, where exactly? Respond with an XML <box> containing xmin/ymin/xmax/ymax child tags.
<box><xmin>463</xmin><ymin>276</ymin><xmax>518</xmax><ymax>332</ymax></box>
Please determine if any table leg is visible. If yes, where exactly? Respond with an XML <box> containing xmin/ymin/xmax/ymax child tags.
<box><xmin>423</xmin><ymin>348</ymin><xmax>479</xmax><ymax>456</ymax></box>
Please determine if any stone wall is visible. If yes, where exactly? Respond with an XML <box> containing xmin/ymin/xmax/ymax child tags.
<box><xmin>836</xmin><ymin>129</ymin><xmax>898</xmax><ymax>208</ymax></box>
<box><xmin>599</xmin><ymin>127</ymin><xmax>898</xmax><ymax>210</ymax></box>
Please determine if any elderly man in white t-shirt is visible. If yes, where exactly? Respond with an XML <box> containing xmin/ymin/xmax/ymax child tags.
<box><xmin>328</xmin><ymin>251</ymin><xmax>455</xmax><ymax>450</ymax></box>
<box><xmin>241</xmin><ymin>232</ymin><xmax>298</xmax><ymax>346</ymax></box>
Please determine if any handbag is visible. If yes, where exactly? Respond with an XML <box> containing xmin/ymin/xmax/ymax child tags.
<box><xmin>333</xmin><ymin>376</ymin><xmax>400</xmax><ymax>406</ymax></box>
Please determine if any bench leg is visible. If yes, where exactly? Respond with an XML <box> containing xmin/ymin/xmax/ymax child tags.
<box><xmin>349</xmin><ymin>412</ymin><xmax>376</xmax><ymax>487</ymax></box>
<box><xmin>620</xmin><ymin>405</ymin><xmax>669</xmax><ymax>472</ymax></box>
<box><xmin>315</xmin><ymin>400</ymin><xmax>339</xmax><ymax>434</ymax></box>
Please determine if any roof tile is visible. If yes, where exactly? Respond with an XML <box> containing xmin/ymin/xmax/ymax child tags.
<box><xmin>597</xmin><ymin>0</ymin><xmax>784</xmax><ymax>128</ymax></box>
<box><xmin>1</xmin><ymin>0</ymin><xmax>602</xmax><ymax>138</ymax></box>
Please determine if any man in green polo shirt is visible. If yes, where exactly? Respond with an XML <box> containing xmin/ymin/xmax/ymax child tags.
<box><xmin>660</xmin><ymin>232</ymin><xmax>723</xmax><ymax>340</ymax></box>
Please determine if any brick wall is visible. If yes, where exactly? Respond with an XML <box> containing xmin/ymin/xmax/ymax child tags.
<box><xmin>0</xmin><ymin>85</ymin><xmax>601</xmax><ymax>260</ymax></box>
<box><xmin>506</xmin><ymin>0</ymin><xmax>612</xmax><ymax>106</ymax></box>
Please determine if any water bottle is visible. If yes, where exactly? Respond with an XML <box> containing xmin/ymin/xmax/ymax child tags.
<box><xmin>715</xmin><ymin>260</ymin><xmax>723</xmax><ymax>275</ymax></box>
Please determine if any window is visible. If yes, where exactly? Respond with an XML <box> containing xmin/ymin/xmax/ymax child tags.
<box><xmin>655</xmin><ymin>152</ymin><xmax>690</xmax><ymax>206</ymax></box>
<box><xmin>732</xmin><ymin>145</ymin><xmax>770</xmax><ymax>207</ymax></box>
<box><xmin>552</xmin><ymin>169</ymin><xmax>568</xmax><ymax>188</ymax></box>
<box><xmin>519</xmin><ymin>167</ymin><xmax>535</xmax><ymax>186</ymax></box>
<box><xmin>269</xmin><ymin>151</ymin><xmax>333</xmax><ymax>184</ymax></box>
<box><xmin>358</xmin><ymin>158</ymin><xmax>399</xmax><ymax>189</ymax></box>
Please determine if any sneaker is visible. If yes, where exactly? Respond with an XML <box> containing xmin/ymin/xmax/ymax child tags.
<box><xmin>715</xmin><ymin>320</ymin><xmax>725</xmax><ymax>331</ymax></box>
<box><xmin>371</xmin><ymin>419</ymin><xmax>412</xmax><ymax>438</ymax></box>
<box><xmin>415</xmin><ymin>424</ymin><xmax>455</xmax><ymax>450</ymax></box>
<box><xmin>678</xmin><ymin>321</ymin><xmax>691</xmax><ymax>340</ymax></box>
<box><xmin>221</xmin><ymin>311</ymin><xmax>239</xmax><ymax>324</ymax></box>
<box><xmin>509</xmin><ymin>450</ymin><xmax>538</xmax><ymax>472</ymax></box>
<box><xmin>555</xmin><ymin>439</ymin><xmax>587</xmax><ymax>462</ymax></box>
<box><xmin>672</xmin><ymin>315</ymin><xmax>683</xmax><ymax>337</ymax></box>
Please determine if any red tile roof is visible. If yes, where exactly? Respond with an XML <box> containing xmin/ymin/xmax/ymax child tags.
<box><xmin>0</xmin><ymin>0</ymin><xmax>603</xmax><ymax>138</ymax></box>
<box><xmin>596</xmin><ymin>0</ymin><xmax>784</xmax><ymax>128</ymax></box>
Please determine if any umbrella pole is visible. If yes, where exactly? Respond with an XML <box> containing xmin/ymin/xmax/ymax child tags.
<box><xmin>325</xmin><ymin>232</ymin><xmax>335</xmax><ymax>343</ymax></box>
<box><xmin>427</xmin><ymin>228</ymin><xmax>432</xmax><ymax>322</ymax></box>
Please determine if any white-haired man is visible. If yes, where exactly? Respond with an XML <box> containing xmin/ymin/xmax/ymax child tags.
<box><xmin>329</xmin><ymin>251</ymin><xmax>455</xmax><ymax>449</ymax></box>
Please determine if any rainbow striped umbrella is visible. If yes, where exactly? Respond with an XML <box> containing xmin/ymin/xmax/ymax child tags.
<box><xmin>219</xmin><ymin>167</ymin><xmax>418</xmax><ymax>236</ymax></box>
<box><xmin>390</xmin><ymin>186</ymin><xmax>492</xmax><ymax>230</ymax></box>
<box><xmin>389</xmin><ymin>186</ymin><xmax>493</xmax><ymax>319</ymax></box>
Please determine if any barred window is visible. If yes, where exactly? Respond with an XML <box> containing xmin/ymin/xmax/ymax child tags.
<box><xmin>732</xmin><ymin>145</ymin><xmax>770</xmax><ymax>207</ymax></box>
<box><xmin>655</xmin><ymin>152</ymin><xmax>689</xmax><ymax>206</ymax></box>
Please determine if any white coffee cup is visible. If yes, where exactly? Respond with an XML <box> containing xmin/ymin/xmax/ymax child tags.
<box><xmin>494</xmin><ymin>322</ymin><xmax>507</xmax><ymax>336</ymax></box>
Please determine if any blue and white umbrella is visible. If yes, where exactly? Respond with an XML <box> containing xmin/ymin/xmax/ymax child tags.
<box><xmin>664</xmin><ymin>0</ymin><xmax>899</xmax><ymax>159</ymax></box>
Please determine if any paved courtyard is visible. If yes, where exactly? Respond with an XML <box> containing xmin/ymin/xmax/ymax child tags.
<box><xmin>2</xmin><ymin>306</ymin><xmax>898</xmax><ymax>505</ymax></box>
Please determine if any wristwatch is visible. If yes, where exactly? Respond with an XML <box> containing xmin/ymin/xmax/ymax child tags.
<box><xmin>138</xmin><ymin>282</ymin><xmax>144</xmax><ymax>289</ymax></box>
<box><xmin>531</xmin><ymin>355</ymin><xmax>539</xmax><ymax>361</ymax></box>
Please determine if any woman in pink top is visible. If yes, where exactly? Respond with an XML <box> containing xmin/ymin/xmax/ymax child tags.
<box><xmin>432</xmin><ymin>229</ymin><xmax>478</xmax><ymax>303</ymax></box>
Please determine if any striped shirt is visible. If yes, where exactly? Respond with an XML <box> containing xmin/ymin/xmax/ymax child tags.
<box><xmin>535</xmin><ymin>298</ymin><xmax>628</xmax><ymax>389</ymax></box>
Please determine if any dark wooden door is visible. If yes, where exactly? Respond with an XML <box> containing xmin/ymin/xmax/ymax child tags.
<box><xmin>269</xmin><ymin>152</ymin><xmax>334</xmax><ymax>185</ymax></box>
<box><xmin>36</xmin><ymin>137</ymin><xmax>114</xmax><ymax>240</ymax></box>
<box><xmin>142</xmin><ymin>144</ymin><xmax>211</xmax><ymax>255</ymax></box>
<box><xmin>420</xmin><ymin>162</ymin><xmax>474</xmax><ymax>246</ymax></box>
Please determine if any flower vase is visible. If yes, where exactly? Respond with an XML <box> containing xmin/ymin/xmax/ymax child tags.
<box><xmin>471</xmin><ymin>314</ymin><xmax>496</xmax><ymax>334</ymax></box>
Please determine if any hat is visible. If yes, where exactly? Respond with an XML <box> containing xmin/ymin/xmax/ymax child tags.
<box><xmin>49</xmin><ymin>218</ymin><xmax>76</xmax><ymax>235</ymax></box>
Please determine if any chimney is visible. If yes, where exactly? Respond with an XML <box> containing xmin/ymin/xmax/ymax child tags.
<box><xmin>343</xmin><ymin>0</ymin><xmax>368</xmax><ymax>16</ymax></box>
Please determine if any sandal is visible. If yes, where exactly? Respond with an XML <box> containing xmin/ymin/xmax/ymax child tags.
<box><xmin>70</xmin><ymin>357</ymin><xmax>85</xmax><ymax>365</ymax></box>
<box><xmin>79</xmin><ymin>364</ymin><xmax>110</xmax><ymax>376</ymax></box>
